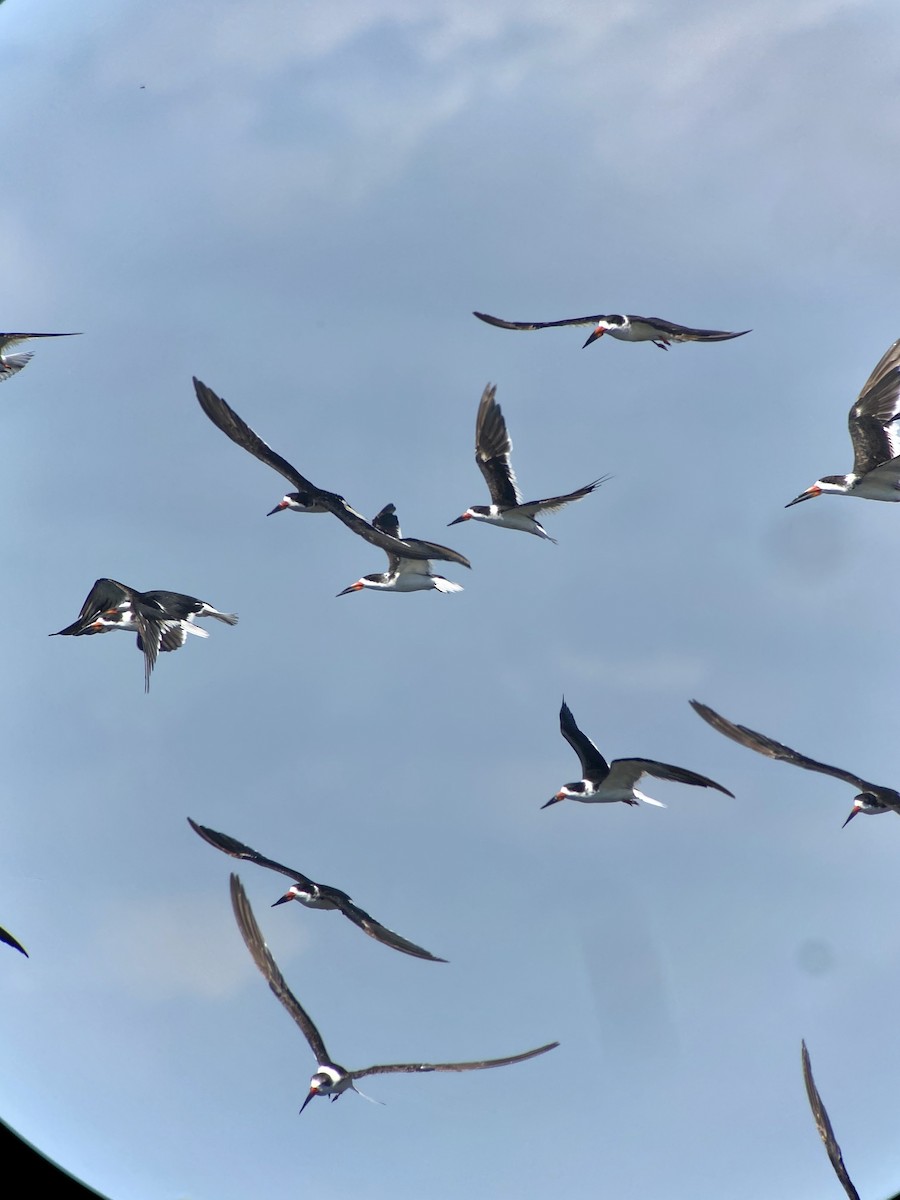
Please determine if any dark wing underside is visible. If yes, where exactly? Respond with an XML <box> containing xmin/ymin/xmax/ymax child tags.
<box><xmin>0</xmin><ymin>331</ymin><xmax>81</xmax><ymax>351</ymax></box>
<box><xmin>189</xmin><ymin>819</ymin><xmax>318</xmax><ymax>890</ymax></box>
<box><xmin>194</xmin><ymin>379</ymin><xmax>470</xmax><ymax>567</ymax></box>
<box><xmin>193</xmin><ymin>377</ymin><xmax>322</xmax><ymax>496</ymax></box>
<box><xmin>690</xmin><ymin>700</ymin><xmax>875</xmax><ymax>792</ymax></box>
<box><xmin>801</xmin><ymin>1041</ymin><xmax>861</xmax><ymax>1200</ymax></box>
<box><xmin>475</xmin><ymin>384</ymin><xmax>520</xmax><ymax>506</ymax></box>
<box><xmin>474</xmin><ymin>311</ymin><xmax>604</xmax><ymax>331</ymax></box>
<box><xmin>230</xmin><ymin>874</ymin><xmax>332</xmax><ymax>1064</ymax></box>
<box><xmin>0</xmin><ymin>925</ymin><xmax>27</xmax><ymax>956</ymax></box>
<box><xmin>351</xmin><ymin>1040</ymin><xmax>559</xmax><ymax>1080</ymax></box>
<box><xmin>335</xmin><ymin>897</ymin><xmax>447</xmax><ymax>962</ymax></box>
<box><xmin>848</xmin><ymin>338</ymin><xmax>900</xmax><ymax>476</ymax></box>
<box><xmin>559</xmin><ymin>699</ymin><xmax>609</xmax><ymax>781</ymax></box>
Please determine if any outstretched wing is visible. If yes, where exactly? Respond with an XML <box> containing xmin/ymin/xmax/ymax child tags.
<box><xmin>473</xmin><ymin>311</ymin><xmax>603</xmax><ymax>331</ymax></box>
<box><xmin>334</xmin><ymin>896</ymin><xmax>446</xmax><ymax>963</ymax></box>
<box><xmin>801</xmin><ymin>1041</ymin><xmax>861</xmax><ymax>1200</ymax></box>
<box><xmin>626</xmin><ymin>316</ymin><xmax>750</xmax><ymax>342</ymax></box>
<box><xmin>474</xmin><ymin>384</ymin><xmax>520</xmax><ymax>506</ymax></box>
<box><xmin>559</xmin><ymin>699</ymin><xmax>609</xmax><ymax>781</ymax></box>
<box><xmin>607</xmin><ymin>757</ymin><xmax>733</xmax><ymax>796</ymax></box>
<box><xmin>189</xmin><ymin>819</ymin><xmax>318</xmax><ymax>890</ymax></box>
<box><xmin>516</xmin><ymin>477</ymin><xmax>608</xmax><ymax>517</ymax></box>
<box><xmin>229</xmin><ymin>874</ymin><xmax>331</xmax><ymax>1064</ymax></box>
<box><xmin>690</xmin><ymin>701</ymin><xmax>875</xmax><ymax>792</ymax></box>
<box><xmin>0</xmin><ymin>925</ymin><xmax>27</xmax><ymax>956</ymax></box>
<box><xmin>351</xmin><ymin>1040</ymin><xmax>559</xmax><ymax>1080</ymax></box>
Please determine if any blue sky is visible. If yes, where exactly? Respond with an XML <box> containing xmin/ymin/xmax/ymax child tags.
<box><xmin>3</xmin><ymin>1</ymin><xmax>900</xmax><ymax>1197</ymax></box>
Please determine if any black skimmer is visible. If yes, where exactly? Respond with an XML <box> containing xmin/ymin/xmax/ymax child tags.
<box><xmin>690</xmin><ymin>699</ymin><xmax>899</xmax><ymax>825</ymax></box>
<box><xmin>473</xmin><ymin>310</ymin><xmax>749</xmax><ymax>350</ymax></box>
<box><xmin>139</xmin><ymin>590</ymin><xmax>238</xmax><ymax>652</ymax></box>
<box><xmin>448</xmin><ymin>384</ymin><xmax>607</xmax><ymax>541</ymax></box>
<box><xmin>0</xmin><ymin>925</ymin><xmax>27</xmax><ymax>957</ymax></box>
<box><xmin>801</xmin><ymin>1041</ymin><xmax>861</xmax><ymax>1200</ymax></box>
<box><xmin>786</xmin><ymin>338</ymin><xmax>900</xmax><ymax>505</ymax></box>
<box><xmin>543</xmin><ymin>699</ymin><xmax>733</xmax><ymax>810</ymax></box>
<box><xmin>337</xmin><ymin>503</ymin><xmax>463</xmax><ymax>595</ymax></box>
<box><xmin>229</xmin><ymin>874</ymin><xmax>558</xmax><ymax>1113</ymax></box>
<box><xmin>192</xmin><ymin>377</ymin><xmax>470</xmax><ymax>571</ymax></box>
<box><xmin>188</xmin><ymin>819</ymin><xmax>445</xmax><ymax>962</ymax></box>
<box><xmin>0</xmin><ymin>332</ymin><xmax>81</xmax><ymax>382</ymax></box>
<box><xmin>52</xmin><ymin>579</ymin><xmax>236</xmax><ymax>692</ymax></box>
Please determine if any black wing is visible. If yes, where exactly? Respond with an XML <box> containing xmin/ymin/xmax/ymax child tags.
<box><xmin>351</xmin><ymin>1040</ymin><xmax>558</xmax><ymax>1080</ymax></box>
<box><xmin>626</xmin><ymin>316</ymin><xmax>750</xmax><ymax>342</ymax></box>
<box><xmin>848</xmin><ymin>338</ymin><xmax>900</xmax><ymax>476</ymax></box>
<box><xmin>607</xmin><ymin>758</ymin><xmax>734</xmax><ymax>797</ymax></box>
<box><xmin>229</xmin><ymin>874</ymin><xmax>331</xmax><ymax>1064</ymax></box>
<box><xmin>474</xmin><ymin>311</ymin><xmax>604</xmax><ymax>332</ymax></box>
<box><xmin>371</xmin><ymin>503</ymin><xmax>401</xmax><ymax>540</ymax></box>
<box><xmin>189</xmin><ymin>819</ymin><xmax>318</xmax><ymax>891</ymax></box>
<box><xmin>193</xmin><ymin>376</ymin><xmax>324</xmax><ymax>497</ymax></box>
<box><xmin>689</xmin><ymin>701</ymin><xmax>876</xmax><ymax>792</ymax></box>
<box><xmin>0</xmin><ymin>332</ymin><xmax>81</xmax><ymax>351</ymax></box>
<box><xmin>334</xmin><ymin>896</ymin><xmax>446</xmax><ymax>963</ymax></box>
<box><xmin>515</xmin><ymin>478</ymin><xmax>608</xmax><ymax>517</ymax></box>
<box><xmin>194</xmin><ymin>378</ymin><xmax>470</xmax><ymax>568</ymax></box>
<box><xmin>474</xmin><ymin>384</ymin><xmax>520</xmax><ymax>506</ymax></box>
<box><xmin>559</xmin><ymin>699</ymin><xmax>609</xmax><ymax>782</ymax></box>
<box><xmin>801</xmin><ymin>1041</ymin><xmax>861</xmax><ymax>1200</ymax></box>
<box><xmin>0</xmin><ymin>925</ymin><xmax>27</xmax><ymax>956</ymax></box>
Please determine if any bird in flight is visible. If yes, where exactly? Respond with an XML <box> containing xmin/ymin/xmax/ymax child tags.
<box><xmin>52</xmin><ymin>579</ymin><xmax>236</xmax><ymax>692</ymax></box>
<box><xmin>448</xmin><ymin>384</ymin><xmax>607</xmax><ymax>541</ymax></box>
<box><xmin>786</xmin><ymin>338</ymin><xmax>900</xmax><ymax>505</ymax></box>
<box><xmin>473</xmin><ymin>310</ymin><xmax>749</xmax><ymax>350</ymax></box>
<box><xmin>337</xmin><ymin>503</ymin><xmax>464</xmax><ymax>595</ymax></box>
<box><xmin>543</xmin><ymin>698</ymin><xmax>733</xmax><ymax>810</ymax></box>
<box><xmin>189</xmin><ymin>819</ymin><xmax>445</xmax><ymax>962</ymax></box>
<box><xmin>192</xmin><ymin>377</ymin><xmax>469</xmax><ymax>573</ymax></box>
<box><xmin>690</xmin><ymin>699</ymin><xmax>900</xmax><ymax>825</ymax></box>
<box><xmin>0</xmin><ymin>332</ymin><xmax>81</xmax><ymax>382</ymax></box>
<box><xmin>801</xmin><ymin>1041</ymin><xmax>861</xmax><ymax>1200</ymax></box>
<box><xmin>229</xmin><ymin>874</ymin><xmax>558</xmax><ymax>1113</ymax></box>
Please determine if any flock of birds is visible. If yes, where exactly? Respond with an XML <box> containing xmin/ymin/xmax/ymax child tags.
<box><xmin>5</xmin><ymin>312</ymin><xmax>900</xmax><ymax>1194</ymax></box>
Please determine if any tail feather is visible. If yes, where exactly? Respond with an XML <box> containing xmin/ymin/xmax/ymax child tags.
<box><xmin>431</xmin><ymin>577</ymin><xmax>463</xmax><ymax>594</ymax></box>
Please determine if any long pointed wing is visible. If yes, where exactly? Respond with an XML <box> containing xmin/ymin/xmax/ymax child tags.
<box><xmin>607</xmin><ymin>758</ymin><xmax>734</xmax><ymax>797</ymax></box>
<box><xmin>193</xmin><ymin>377</ymin><xmax>323</xmax><ymax>496</ymax></box>
<box><xmin>135</xmin><ymin>611</ymin><xmax>162</xmax><ymax>693</ymax></box>
<box><xmin>626</xmin><ymin>316</ymin><xmax>750</xmax><ymax>342</ymax></box>
<box><xmin>516</xmin><ymin>477</ymin><xmax>608</xmax><ymax>517</ymax></box>
<box><xmin>690</xmin><ymin>700</ymin><xmax>875</xmax><ymax>791</ymax></box>
<box><xmin>0</xmin><ymin>925</ymin><xmax>27</xmax><ymax>956</ymax></box>
<box><xmin>474</xmin><ymin>311</ymin><xmax>604</xmax><ymax>331</ymax></box>
<box><xmin>0</xmin><ymin>332</ymin><xmax>81</xmax><ymax>352</ymax></box>
<box><xmin>351</xmin><ymin>1040</ymin><xmax>558</xmax><ymax>1080</ymax></box>
<box><xmin>559</xmin><ymin>699</ymin><xmax>609</xmax><ymax>780</ymax></box>
<box><xmin>801</xmin><ymin>1041</ymin><xmax>861</xmax><ymax>1200</ymax></box>
<box><xmin>848</xmin><ymin>338</ymin><xmax>900</xmax><ymax>476</ymax></box>
<box><xmin>335</xmin><ymin>897</ymin><xmax>447</xmax><ymax>963</ymax></box>
<box><xmin>188</xmin><ymin>819</ymin><xmax>318</xmax><ymax>891</ymax></box>
<box><xmin>194</xmin><ymin>379</ymin><xmax>470</xmax><ymax>568</ymax></box>
<box><xmin>474</xmin><ymin>384</ymin><xmax>520</xmax><ymax>506</ymax></box>
<box><xmin>229</xmin><ymin>874</ymin><xmax>331</xmax><ymax>1064</ymax></box>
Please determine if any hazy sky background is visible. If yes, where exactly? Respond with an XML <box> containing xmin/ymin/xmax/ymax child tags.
<box><xmin>3</xmin><ymin>1</ymin><xmax>900</xmax><ymax>1197</ymax></box>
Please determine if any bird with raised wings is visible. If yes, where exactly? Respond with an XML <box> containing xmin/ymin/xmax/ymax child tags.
<box><xmin>52</xmin><ymin>579</ymin><xmax>236</xmax><ymax>692</ymax></box>
<box><xmin>192</xmin><ymin>377</ymin><xmax>470</xmax><ymax>574</ymax></box>
<box><xmin>543</xmin><ymin>699</ymin><xmax>733</xmax><ymax>809</ymax></box>
<box><xmin>229</xmin><ymin>875</ymin><xmax>557</xmax><ymax>1113</ymax></box>
<box><xmin>786</xmin><ymin>338</ymin><xmax>900</xmax><ymax>505</ymax></box>
<box><xmin>448</xmin><ymin>384</ymin><xmax>606</xmax><ymax>541</ymax></box>
<box><xmin>690</xmin><ymin>699</ymin><xmax>900</xmax><ymax>825</ymax></box>
<box><xmin>189</xmin><ymin>819</ymin><xmax>445</xmax><ymax>962</ymax></box>
<box><xmin>0</xmin><ymin>331</ymin><xmax>81</xmax><ymax>382</ymax></box>
<box><xmin>337</xmin><ymin>503</ymin><xmax>463</xmax><ymax>595</ymax></box>
<box><xmin>473</xmin><ymin>310</ymin><xmax>749</xmax><ymax>350</ymax></box>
